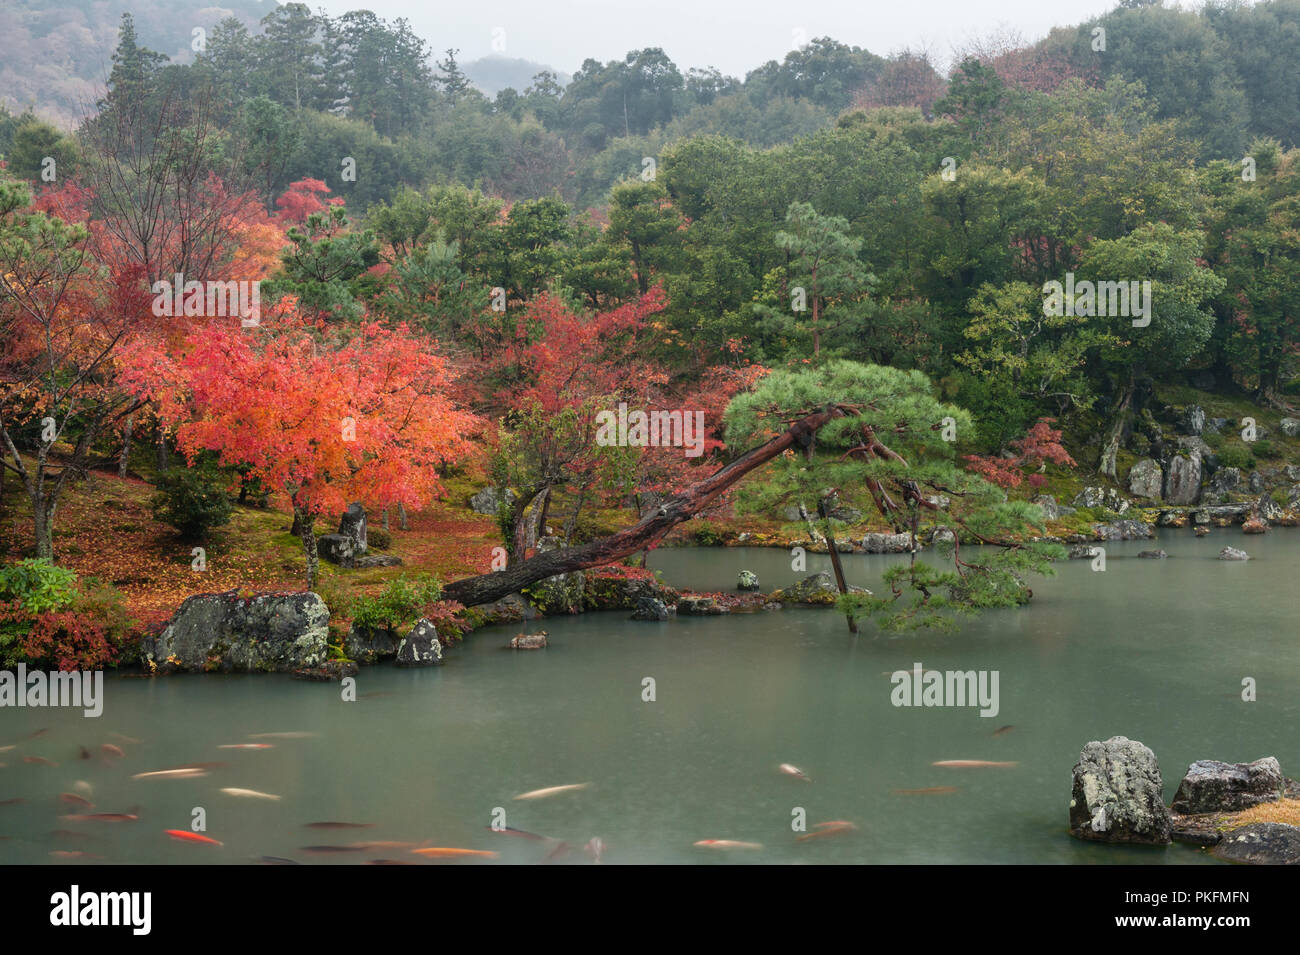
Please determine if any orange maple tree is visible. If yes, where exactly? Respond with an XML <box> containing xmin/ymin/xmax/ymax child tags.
<box><xmin>122</xmin><ymin>299</ymin><xmax>481</xmax><ymax>588</ymax></box>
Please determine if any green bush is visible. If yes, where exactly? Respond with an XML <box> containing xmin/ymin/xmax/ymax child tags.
<box><xmin>1252</xmin><ymin>439</ymin><xmax>1280</xmax><ymax>459</ymax></box>
<box><xmin>350</xmin><ymin>574</ymin><xmax>442</xmax><ymax>631</ymax></box>
<box><xmin>151</xmin><ymin>465</ymin><xmax>233</xmax><ymax>540</ymax></box>
<box><xmin>0</xmin><ymin>558</ymin><xmax>78</xmax><ymax>612</ymax></box>
<box><xmin>367</xmin><ymin>528</ymin><xmax>392</xmax><ymax>550</ymax></box>
<box><xmin>1215</xmin><ymin>445</ymin><xmax>1256</xmax><ymax>470</ymax></box>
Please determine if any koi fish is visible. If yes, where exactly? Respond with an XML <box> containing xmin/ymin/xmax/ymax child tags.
<box><xmin>23</xmin><ymin>756</ymin><xmax>56</xmax><ymax>766</ymax></box>
<box><xmin>779</xmin><ymin>763</ymin><xmax>811</xmax><ymax>782</ymax></box>
<box><xmin>61</xmin><ymin>812</ymin><xmax>138</xmax><ymax>823</ymax></box>
<box><xmin>893</xmin><ymin>786</ymin><xmax>959</xmax><ymax>795</ymax></box>
<box><xmin>258</xmin><ymin>856</ymin><xmax>299</xmax><ymax>865</ymax></box>
<box><xmin>584</xmin><ymin>837</ymin><xmax>606</xmax><ymax>864</ymax></box>
<box><xmin>217</xmin><ymin>744</ymin><xmax>274</xmax><ymax>750</ymax></box>
<box><xmin>59</xmin><ymin>793</ymin><xmax>94</xmax><ymax>808</ymax></box>
<box><xmin>796</xmin><ymin>822</ymin><xmax>858</xmax><ymax>842</ymax></box>
<box><xmin>304</xmin><ymin>821</ymin><xmax>375</xmax><ymax>830</ymax></box>
<box><xmin>931</xmin><ymin>760</ymin><xmax>1018</xmax><ymax>768</ymax></box>
<box><xmin>100</xmin><ymin>744</ymin><xmax>125</xmax><ymax>758</ymax></box>
<box><xmin>0</xmin><ymin>745</ymin><xmax>14</xmax><ymax>752</ymax></box>
<box><xmin>541</xmin><ymin>842</ymin><xmax>571</xmax><ymax>864</ymax></box>
<box><xmin>411</xmin><ymin>847</ymin><xmax>499</xmax><ymax>859</ymax></box>
<box><xmin>992</xmin><ymin>725</ymin><xmax>1015</xmax><ymax>737</ymax></box>
<box><xmin>694</xmin><ymin>839</ymin><xmax>763</xmax><ymax>850</ymax></box>
<box><xmin>109</xmin><ymin>733</ymin><xmax>141</xmax><ymax>744</ymax></box>
<box><xmin>78</xmin><ymin>746</ymin><xmax>91</xmax><ymax>760</ymax></box>
<box><xmin>247</xmin><ymin>732</ymin><xmax>316</xmax><ymax>740</ymax></box>
<box><xmin>50</xmin><ymin>850</ymin><xmax>102</xmax><ymax>859</ymax></box>
<box><xmin>0</xmin><ymin>797</ymin><xmax>26</xmax><ymax>806</ymax></box>
<box><xmin>220</xmin><ymin>787</ymin><xmax>281</xmax><ymax>801</ymax></box>
<box><xmin>165</xmin><ymin>829</ymin><xmax>222</xmax><ymax>846</ymax></box>
<box><xmin>513</xmin><ymin>783</ymin><xmax>590</xmax><ymax>800</ymax></box>
<box><xmin>486</xmin><ymin>825</ymin><xmax>548</xmax><ymax>841</ymax></box>
<box><xmin>132</xmin><ymin>768</ymin><xmax>207</xmax><ymax>780</ymax></box>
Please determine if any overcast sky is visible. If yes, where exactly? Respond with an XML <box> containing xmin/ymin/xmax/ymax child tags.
<box><xmin>307</xmin><ymin>0</ymin><xmax>1156</xmax><ymax>76</ymax></box>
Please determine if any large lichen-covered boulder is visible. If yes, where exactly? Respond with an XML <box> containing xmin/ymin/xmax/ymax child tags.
<box><xmin>1127</xmin><ymin>459</ymin><xmax>1163</xmax><ymax>500</ymax></box>
<box><xmin>524</xmin><ymin>537</ymin><xmax>585</xmax><ymax>614</ymax></box>
<box><xmin>145</xmin><ymin>591</ymin><xmax>329</xmax><ymax>672</ymax></box>
<box><xmin>1069</xmin><ymin>736</ymin><xmax>1172</xmax><ymax>845</ymax></box>
<box><xmin>395</xmin><ymin>618</ymin><xmax>443</xmax><ymax>666</ymax></box>
<box><xmin>1212</xmin><ymin>823</ymin><xmax>1300</xmax><ymax>865</ymax></box>
<box><xmin>469</xmin><ymin>485</ymin><xmax>516</xmax><ymax>515</ymax></box>
<box><xmin>737</xmin><ymin>570</ymin><xmax>760</xmax><ymax>591</ymax></box>
<box><xmin>1091</xmin><ymin>519</ymin><xmax>1154</xmax><ymax>541</ymax></box>
<box><xmin>1071</xmin><ymin>486</ymin><xmax>1131</xmax><ymax>513</ymax></box>
<box><xmin>861</xmin><ymin>532</ymin><xmax>914</xmax><ymax>554</ymax></box>
<box><xmin>631</xmin><ymin>596</ymin><xmax>669</xmax><ymax>621</ymax></box>
<box><xmin>318</xmin><ymin>533</ymin><xmax>357</xmax><ymax>567</ymax></box>
<box><xmin>676</xmin><ymin>596</ymin><xmax>729</xmax><ymax>615</ymax></box>
<box><xmin>1163</xmin><ymin>451</ymin><xmax>1202</xmax><ymax>506</ymax></box>
<box><xmin>769</xmin><ymin>572</ymin><xmax>870</xmax><ymax>606</ymax></box>
<box><xmin>582</xmin><ymin>570</ymin><xmax>678</xmax><ymax>611</ymax></box>
<box><xmin>1170</xmin><ymin>758</ymin><xmax>1285</xmax><ymax>813</ymax></box>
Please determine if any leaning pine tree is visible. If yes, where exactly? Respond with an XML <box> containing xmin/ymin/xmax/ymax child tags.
<box><xmin>722</xmin><ymin>360</ymin><xmax>1064</xmax><ymax>633</ymax></box>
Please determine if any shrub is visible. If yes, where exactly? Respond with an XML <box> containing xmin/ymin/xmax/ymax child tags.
<box><xmin>1253</xmin><ymin>439</ymin><xmax>1280</xmax><ymax>459</ymax></box>
<box><xmin>350</xmin><ymin>574</ymin><xmax>442</xmax><ymax>632</ymax></box>
<box><xmin>0</xmin><ymin>562</ymin><xmax>130</xmax><ymax>669</ymax></box>
<box><xmin>367</xmin><ymin>528</ymin><xmax>392</xmax><ymax>550</ymax></box>
<box><xmin>1215</xmin><ymin>445</ymin><xmax>1256</xmax><ymax>470</ymax></box>
<box><xmin>151</xmin><ymin>464</ymin><xmax>234</xmax><ymax>540</ymax></box>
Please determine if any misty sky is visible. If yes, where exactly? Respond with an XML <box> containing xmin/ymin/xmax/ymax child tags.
<box><xmin>307</xmin><ymin>0</ymin><xmax>1150</xmax><ymax>76</ymax></box>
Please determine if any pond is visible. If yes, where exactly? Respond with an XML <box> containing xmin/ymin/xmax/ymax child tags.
<box><xmin>2</xmin><ymin>531</ymin><xmax>1296</xmax><ymax>864</ymax></box>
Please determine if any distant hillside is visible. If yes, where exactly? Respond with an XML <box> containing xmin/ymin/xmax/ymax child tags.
<box><xmin>462</xmin><ymin>55</ymin><xmax>571</xmax><ymax>97</ymax></box>
<box><xmin>0</xmin><ymin>0</ymin><xmax>275</xmax><ymax>128</ymax></box>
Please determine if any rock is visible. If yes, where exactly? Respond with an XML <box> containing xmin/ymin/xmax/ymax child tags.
<box><xmin>1285</xmin><ymin>465</ymin><xmax>1300</xmax><ymax>482</ymax></box>
<box><xmin>395</xmin><ymin>619</ymin><xmax>444</xmax><ymax>666</ymax></box>
<box><xmin>737</xmin><ymin>570</ymin><xmax>760</xmax><ymax>591</ymax></box>
<box><xmin>480</xmin><ymin>593</ymin><xmax>534</xmax><ymax>624</ymax></box>
<box><xmin>1218</xmin><ymin>546</ymin><xmax>1250</xmax><ymax>561</ymax></box>
<box><xmin>1176</xmin><ymin>434</ymin><xmax>1217</xmax><ymax>469</ymax></box>
<box><xmin>144</xmin><ymin>591</ymin><xmax>330</xmax><ymax>673</ymax></box>
<box><xmin>1137</xmin><ymin>549</ymin><xmax>1167</xmax><ymax>559</ymax></box>
<box><xmin>1193</xmin><ymin>503</ymin><xmax>1253</xmax><ymax>525</ymax></box>
<box><xmin>1171</xmin><ymin>757</ymin><xmax>1285</xmax><ymax>813</ymax></box>
<box><xmin>676</xmin><ymin>596</ymin><xmax>729</xmax><ymax>615</ymax></box>
<box><xmin>828</xmin><ymin>505</ymin><xmax>862</xmax><ymax>523</ymax></box>
<box><xmin>1163</xmin><ymin>451</ymin><xmax>1202</xmax><ymax>505</ymax></box>
<box><xmin>1127</xmin><ymin>459</ymin><xmax>1164</xmax><ymax>500</ymax></box>
<box><xmin>1280</xmin><ymin>418</ymin><xmax>1300</xmax><ymax>438</ymax></box>
<box><xmin>1182</xmin><ymin>405</ymin><xmax>1206</xmax><ymax>436</ymax></box>
<box><xmin>293</xmin><ymin>660</ymin><xmax>359</xmax><ymax>682</ymax></box>
<box><xmin>631</xmin><ymin>596</ymin><xmax>669</xmax><ymax>621</ymax></box>
<box><xmin>1207</xmin><ymin>467</ymin><xmax>1241</xmax><ymax>500</ymax></box>
<box><xmin>781</xmin><ymin>504</ymin><xmax>805</xmax><ymax>522</ymax></box>
<box><xmin>861</xmin><ymin>532</ymin><xmax>915</xmax><ymax>553</ymax></box>
<box><xmin>351</xmin><ymin>553</ymin><xmax>403</xmax><ymax>569</ymax></box>
<box><xmin>1195</xmin><ymin>526</ymin><xmax>1210</xmax><ymax>537</ymax></box>
<box><xmin>771</xmin><ymin>571</ymin><xmax>869</xmax><ymax>605</ymax></box>
<box><xmin>1156</xmin><ymin>509</ymin><xmax>1187</xmax><ymax>528</ymax></box>
<box><xmin>1205</xmin><ymin>417</ymin><xmax>1231</xmax><ymax>435</ymax></box>
<box><xmin>1257</xmin><ymin>494</ymin><xmax>1286</xmax><ymax>522</ymax></box>
<box><xmin>1248</xmin><ymin>470</ymin><xmax>1265</xmax><ymax>493</ymax></box>
<box><xmin>1091</xmin><ymin>520</ymin><xmax>1154</xmax><ymax>541</ymax></box>
<box><xmin>509</xmin><ymin>631</ymin><xmax>549</xmax><ymax>649</ymax></box>
<box><xmin>1032</xmin><ymin>494</ymin><xmax>1075</xmax><ymax>520</ymax></box>
<box><xmin>1067</xmin><ymin>544</ymin><xmax>1101</xmax><ymax>560</ymax></box>
<box><xmin>347</xmin><ymin>623</ymin><xmax>398</xmax><ymax>664</ymax></box>
<box><xmin>469</xmin><ymin>486</ymin><xmax>516</xmax><ymax>516</ymax></box>
<box><xmin>524</xmin><ymin>537</ymin><xmax>585</xmax><ymax>614</ymax></box>
<box><xmin>318</xmin><ymin>533</ymin><xmax>357</xmax><ymax>567</ymax></box>
<box><xmin>1068</xmin><ymin>736</ymin><xmax>1172</xmax><ymax>845</ymax></box>
<box><xmin>583</xmin><ymin>571</ymin><xmax>677</xmax><ymax>611</ymax></box>
<box><xmin>1212</xmin><ymin>823</ymin><xmax>1300</xmax><ymax>865</ymax></box>
<box><xmin>337</xmin><ymin>502</ymin><xmax>367</xmax><ymax>553</ymax></box>
<box><xmin>1071</xmin><ymin>486</ymin><xmax>1131</xmax><ymax>513</ymax></box>
<box><xmin>1242</xmin><ymin>516</ymin><xmax>1268</xmax><ymax>534</ymax></box>
<box><xmin>931</xmin><ymin>526</ymin><xmax>956</xmax><ymax>546</ymax></box>
<box><xmin>761</xmin><ymin>601</ymin><xmax>783</xmax><ymax>611</ymax></box>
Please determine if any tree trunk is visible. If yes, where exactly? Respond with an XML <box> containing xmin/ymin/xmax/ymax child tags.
<box><xmin>118</xmin><ymin>414</ymin><xmax>134</xmax><ymax>478</ymax></box>
<box><xmin>1098</xmin><ymin>377</ymin><xmax>1135</xmax><ymax>481</ymax></box>
<box><xmin>154</xmin><ymin>427</ymin><xmax>169</xmax><ymax>472</ymax></box>
<box><xmin>295</xmin><ymin>507</ymin><xmax>319</xmax><ymax>591</ymax></box>
<box><xmin>818</xmin><ymin>498</ymin><xmax>858</xmax><ymax>634</ymax></box>
<box><xmin>398</xmin><ymin>502</ymin><xmax>408</xmax><ymax>531</ymax></box>
<box><xmin>443</xmin><ymin>405</ymin><xmax>851</xmax><ymax>607</ymax></box>
<box><xmin>32</xmin><ymin>495</ymin><xmax>54</xmax><ymax>560</ymax></box>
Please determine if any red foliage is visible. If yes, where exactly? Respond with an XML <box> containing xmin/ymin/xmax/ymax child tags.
<box><xmin>274</xmin><ymin>179</ymin><xmax>344</xmax><ymax>225</ymax></box>
<box><xmin>964</xmin><ymin>418</ymin><xmax>1076</xmax><ymax>490</ymax></box>
<box><xmin>0</xmin><ymin>602</ymin><xmax>119</xmax><ymax>671</ymax></box>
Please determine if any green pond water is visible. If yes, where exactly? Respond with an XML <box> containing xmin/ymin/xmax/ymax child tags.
<box><xmin>1</xmin><ymin>531</ymin><xmax>1296</xmax><ymax>865</ymax></box>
